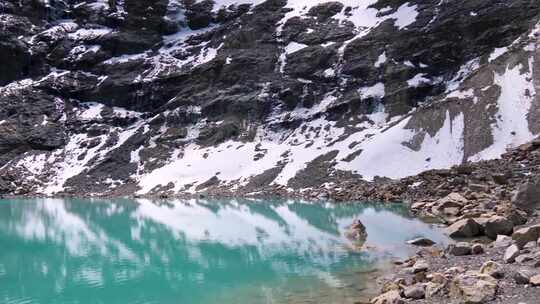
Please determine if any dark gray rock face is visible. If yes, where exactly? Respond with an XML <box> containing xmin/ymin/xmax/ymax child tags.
<box><xmin>0</xmin><ymin>0</ymin><xmax>539</xmax><ymax>196</ymax></box>
<box><xmin>512</xmin><ymin>176</ymin><xmax>540</xmax><ymax>212</ymax></box>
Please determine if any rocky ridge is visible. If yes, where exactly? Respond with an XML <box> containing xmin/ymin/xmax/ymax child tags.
<box><xmin>0</xmin><ymin>0</ymin><xmax>539</xmax><ymax>197</ymax></box>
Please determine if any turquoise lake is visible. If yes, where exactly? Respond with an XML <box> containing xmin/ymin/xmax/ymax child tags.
<box><xmin>0</xmin><ymin>198</ymin><xmax>448</xmax><ymax>304</ymax></box>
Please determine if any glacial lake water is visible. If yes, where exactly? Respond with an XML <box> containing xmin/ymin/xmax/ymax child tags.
<box><xmin>0</xmin><ymin>198</ymin><xmax>448</xmax><ymax>304</ymax></box>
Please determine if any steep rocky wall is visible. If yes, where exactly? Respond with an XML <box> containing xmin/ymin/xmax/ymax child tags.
<box><xmin>0</xmin><ymin>0</ymin><xmax>539</xmax><ymax>196</ymax></box>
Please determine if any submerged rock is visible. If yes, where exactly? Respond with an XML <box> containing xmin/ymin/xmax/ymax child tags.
<box><xmin>407</xmin><ymin>237</ymin><xmax>436</xmax><ymax>246</ymax></box>
<box><xmin>345</xmin><ymin>219</ymin><xmax>367</xmax><ymax>244</ymax></box>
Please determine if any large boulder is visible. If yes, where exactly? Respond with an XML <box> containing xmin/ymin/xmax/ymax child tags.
<box><xmin>449</xmin><ymin>271</ymin><xmax>498</xmax><ymax>304</ymax></box>
<box><xmin>512</xmin><ymin>224</ymin><xmax>540</xmax><ymax>248</ymax></box>
<box><xmin>512</xmin><ymin>176</ymin><xmax>540</xmax><ymax>212</ymax></box>
<box><xmin>484</xmin><ymin>216</ymin><xmax>514</xmax><ymax>239</ymax></box>
<box><xmin>446</xmin><ymin>219</ymin><xmax>482</xmax><ymax>238</ymax></box>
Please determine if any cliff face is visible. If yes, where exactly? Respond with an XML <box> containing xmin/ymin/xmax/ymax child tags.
<box><xmin>0</xmin><ymin>0</ymin><xmax>539</xmax><ymax>196</ymax></box>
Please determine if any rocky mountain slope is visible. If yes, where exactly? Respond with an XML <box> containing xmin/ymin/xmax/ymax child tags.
<box><xmin>0</xmin><ymin>0</ymin><xmax>539</xmax><ymax>197</ymax></box>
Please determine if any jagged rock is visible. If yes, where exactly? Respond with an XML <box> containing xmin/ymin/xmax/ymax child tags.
<box><xmin>158</xmin><ymin>127</ymin><xmax>188</xmax><ymax>142</ymax></box>
<box><xmin>450</xmin><ymin>271</ymin><xmax>497</xmax><ymax>304</ymax></box>
<box><xmin>479</xmin><ymin>261</ymin><xmax>504</xmax><ymax>278</ymax></box>
<box><xmin>184</xmin><ymin>0</ymin><xmax>214</xmax><ymax>30</ymax></box>
<box><xmin>407</xmin><ymin>237</ymin><xmax>436</xmax><ymax>246</ymax></box>
<box><xmin>306</xmin><ymin>2</ymin><xmax>344</xmax><ymax>20</ymax></box>
<box><xmin>447</xmin><ymin>219</ymin><xmax>482</xmax><ymax>238</ymax></box>
<box><xmin>512</xmin><ymin>176</ymin><xmax>540</xmax><ymax>212</ymax></box>
<box><xmin>504</xmin><ymin>245</ymin><xmax>520</xmax><ymax>263</ymax></box>
<box><xmin>1</xmin><ymin>0</ymin><xmax>540</xmax><ymax>200</ymax></box>
<box><xmin>403</xmin><ymin>284</ymin><xmax>425</xmax><ymax>299</ymax></box>
<box><xmin>448</xmin><ymin>242</ymin><xmax>472</xmax><ymax>256</ymax></box>
<box><xmin>370</xmin><ymin>290</ymin><xmax>404</xmax><ymax>304</ymax></box>
<box><xmin>484</xmin><ymin>215</ymin><xmax>514</xmax><ymax>239</ymax></box>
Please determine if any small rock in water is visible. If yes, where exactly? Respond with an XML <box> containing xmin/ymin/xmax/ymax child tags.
<box><xmin>407</xmin><ymin>237</ymin><xmax>436</xmax><ymax>246</ymax></box>
<box><xmin>345</xmin><ymin>219</ymin><xmax>367</xmax><ymax>244</ymax></box>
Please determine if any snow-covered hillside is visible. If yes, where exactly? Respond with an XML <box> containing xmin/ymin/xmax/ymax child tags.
<box><xmin>0</xmin><ymin>0</ymin><xmax>539</xmax><ymax>196</ymax></box>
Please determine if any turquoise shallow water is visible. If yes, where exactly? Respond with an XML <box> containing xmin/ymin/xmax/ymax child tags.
<box><xmin>0</xmin><ymin>198</ymin><xmax>448</xmax><ymax>304</ymax></box>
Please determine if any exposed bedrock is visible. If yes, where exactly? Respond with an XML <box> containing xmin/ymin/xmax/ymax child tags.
<box><xmin>0</xmin><ymin>0</ymin><xmax>539</xmax><ymax>196</ymax></box>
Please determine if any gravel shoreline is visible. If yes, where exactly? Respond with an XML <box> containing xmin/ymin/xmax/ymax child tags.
<box><xmin>362</xmin><ymin>138</ymin><xmax>540</xmax><ymax>304</ymax></box>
